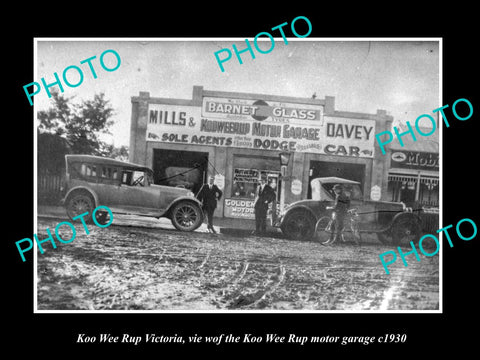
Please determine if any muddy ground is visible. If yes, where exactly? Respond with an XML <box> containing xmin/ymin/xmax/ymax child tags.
<box><xmin>36</xmin><ymin>217</ymin><xmax>440</xmax><ymax>311</ymax></box>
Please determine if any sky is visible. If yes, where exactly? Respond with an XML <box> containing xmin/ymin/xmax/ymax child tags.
<box><xmin>35</xmin><ymin>38</ymin><xmax>440</xmax><ymax>147</ymax></box>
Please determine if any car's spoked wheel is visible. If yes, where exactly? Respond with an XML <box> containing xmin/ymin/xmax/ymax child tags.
<box><xmin>281</xmin><ymin>211</ymin><xmax>315</xmax><ymax>240</ymax></box>
<box><xmin>66</xmin><ymin>194</ymin><xmax>93</xmax><ymax>222</ymax></box>
<box><xmin>176</xmin><ymin>206</ymin><xmax>196</xmax><ymax>227</ymax></box>
<box><xmin>391</xmin><ymin>218</ymin><xmax>421</xmax><ymax>246</ymax></box>
<box><xmin>171</xmin><ymin>202</ymin><xmax>203</xmax><ymax>231</ymax></box>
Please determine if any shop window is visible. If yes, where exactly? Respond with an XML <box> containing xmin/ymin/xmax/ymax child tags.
<box><xmin>387</xmin><ymin>181</ymin><xmax>402</xmax><ymax>203</ymax></box>
<box><xmin>419</xmin><ymin>181</ymin><xmax>439</xmax><ymax>207</ymax></box>
<box><xmin>231</xmin><ymin>166</ymin><xmax>281</xmax><ymax>203</ymax></box>
<box><xmin>232</xmin><ymin>168</ymin><xmax>259</xmax><ymax>199</ymax></box>
<box><xmin>225</xmin><ymin>155</ymin><xmax>281</xmax><ymax>219</ymax></box>
<box><xmin>387</xmin><ymin>176</ymin><xmax>439</xmax><ymax>209</ymax></box>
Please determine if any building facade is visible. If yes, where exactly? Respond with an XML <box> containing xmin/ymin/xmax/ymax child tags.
<box><xmin>129</xmin><ymin>86</ymin><xmax>394</xmax><ymax>226</ymax></box>
<box><xmin>386</xmin><ymin>125</ymin><xmax>439</xmax><ymax>211</ymax></box>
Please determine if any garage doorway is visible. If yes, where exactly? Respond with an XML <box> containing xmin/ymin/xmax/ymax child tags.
<box><xmin>307</xmin><ymin>161</ymin><xmax>365</xmax><ymax>199</ymax></box>
<box><xmin>153</xmin><ymin>149</ymin><xmax>209</xmax><ymax>195</ymax></box>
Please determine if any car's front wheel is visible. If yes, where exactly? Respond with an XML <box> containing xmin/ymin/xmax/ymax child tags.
<box><xmin>170</xmin><ymin>201</ymin><xmax>203</xmax><ymax>232</ymax></box>
<box><xmin>66</xmin><ymin>193</ymin><xmax>94</xmax><ymax>222</ymax></box>
<box><xmin>280</xmin><ymin>210</ymin><xmax>316</xmax><ymax>240</ymax></box>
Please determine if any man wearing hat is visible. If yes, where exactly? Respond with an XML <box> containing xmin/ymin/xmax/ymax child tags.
<box><xmin>323</xmin><ymin>183</ymin><xmax>350</xmax><ymax>245</ymax></box>
<box><xmin>253</xmin><ymin>174</ymin><xmax>276</xmax><ymax>236</ymax></box>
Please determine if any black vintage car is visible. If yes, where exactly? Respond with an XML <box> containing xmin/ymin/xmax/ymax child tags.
<box><xmin>277</xmin><ymin>177</ymin><xmax>422</xmax><ymax>245</ymax></box>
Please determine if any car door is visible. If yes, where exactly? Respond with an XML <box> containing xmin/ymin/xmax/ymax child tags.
<box><xmin>114</xmin><ymin>170</ymin><xmax>163</xmax><ymax>216</ymax></box>
<box><xmin>93</xmin><ymin>165</ymin><xmax>123</xmax><ymax>208</ymax></box>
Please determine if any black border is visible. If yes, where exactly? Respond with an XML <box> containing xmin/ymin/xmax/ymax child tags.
<box><xmin>7</xmin><ymin>5</ymin><xmax>478</xmax><ymax>355</ymax></box>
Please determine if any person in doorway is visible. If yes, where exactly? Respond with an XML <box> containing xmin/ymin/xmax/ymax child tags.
<box><xmin>323</xmin><ymin>184</ymin><xmax>350</xmax><ymax>245</ymax></box>
<box><xmin>253</xmin><ymin>174</ymin><xmax>276</xmax><ymax>236</ymax></box>
<box><xmin>197</xmin><ymin>176</ymin><xmax>223</xmax><ymax>234</ymax></box>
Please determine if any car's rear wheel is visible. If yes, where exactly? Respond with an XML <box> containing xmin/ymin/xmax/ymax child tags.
<box><xmin>377</xmin><ymin>216</ymin><xmax>421</xmax><ymax>246</ymax></box>
<box><xmin>66</xmin><ymin>193</ymin><xmax>94</xmax><ymax>222</ymax></box>
<box><xmin>281</xmin><ymin>210</ymin><xmax>316</xmax><ymax>240</ymax></box>
<box><xmin>170</xmin><ymin>201</ymin><xmax>203</xmax><ymax>232</ymax></box>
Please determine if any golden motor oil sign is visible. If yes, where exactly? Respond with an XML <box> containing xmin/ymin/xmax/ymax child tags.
<box><xmin>146</xmin><ymin>98</ymin><xmax>375</xmax><ymax>158</ymax></box>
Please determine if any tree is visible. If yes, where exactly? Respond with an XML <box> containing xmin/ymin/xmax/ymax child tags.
<box><xmin>37</xmin><ymin>91</ymin><xmax>118</xmax><ymax>156</ymax></box>
<box><xmin>101</xmin><ymin>143</ymin><xmax>129</xmax><ymax>162</ymax></box>
<box><xmin>37</xmin><ymin>130</ymin><xmax>70</xmax><ymax>172</ymax></box>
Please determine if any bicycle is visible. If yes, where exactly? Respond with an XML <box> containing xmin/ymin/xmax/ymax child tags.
<box><xmin>314</xmin><ymin>208</ymin><xmax>362</xmax><ymax>245</ymax></box>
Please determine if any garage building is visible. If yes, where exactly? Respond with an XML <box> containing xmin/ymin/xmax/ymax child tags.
<box><xmin>129</xmin><ymin>86</ymin><xmax>393</xmax><ymax>228</ymax></box>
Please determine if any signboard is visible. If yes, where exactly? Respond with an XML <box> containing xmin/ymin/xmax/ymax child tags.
<box><xmin>224</xmin><ymin>199</ymin><xmax>255</xmax><ymax>219</ymax></box>
<box><xmin>214</xmin><ymin>173</ymin><xmax>225</xmax><ymax>190</ymax></box>
<box><xmin>370</xmin><ymin>185</ymin><xmax>381</xmax><ymax>201</ymax></box>
<box><xmin>291</xmin><ymin>179</ymin><xmax>302</xmax><ymax>195</ymax></box>
<box><xmin>391</xmin><ymin>151</ymin><xmax>439</xmax><ymax>171</ymax></box>
<box><xmin>233</xmin><ymin>168</ymin><xmax>259</xmax><ymax>183</ymax></box>
<box><xmin>202</xmin><ymin>96</ymin><xmax>324</xmax><ymax>123</ymax></box>
<box><xmin>146</xmin><ymin>102</ymin><xmax>376</xmax><ymax>158</ymax></box>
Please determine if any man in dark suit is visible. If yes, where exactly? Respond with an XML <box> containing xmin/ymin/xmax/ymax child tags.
<box><xmin>253</xmin><ymin>174</ymin><xmax>276</xmax><ymax>236</ymax></box>
<box><xmin>197</xmin><ymin>176</ymin><xmax>223</xmax><ymax>233</ymax></box>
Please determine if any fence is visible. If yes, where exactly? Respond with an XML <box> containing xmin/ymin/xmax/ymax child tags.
<box><xmin>38</xmin><ymin>172</ymin><xmax>65</xmax><ymax>204</ymax></box>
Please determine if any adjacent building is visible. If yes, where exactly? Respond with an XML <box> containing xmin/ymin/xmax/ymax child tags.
<box><xmin>386</xmin><ymin>125</ymin><xmax>439</xmax><ymax>211</ymax></box>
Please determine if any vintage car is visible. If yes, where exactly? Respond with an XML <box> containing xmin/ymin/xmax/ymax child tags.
<box><xmin>62</xmin><ymin>155</ymin><xmax>204</xmax><ymax>231</ymax></box>
<box><xmin>278</xmin><ymin>177</ymin><xmax>422</xmax><ymax>245</ymax></box>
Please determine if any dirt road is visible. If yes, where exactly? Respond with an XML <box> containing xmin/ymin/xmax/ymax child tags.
<box><xmin>36</xmin><ymin>217</ymin><xmax>439</xmax><ymax>311</ymax></box>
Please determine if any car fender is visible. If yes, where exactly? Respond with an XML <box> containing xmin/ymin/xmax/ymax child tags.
<box><xmin>282</xmin><ymin>205</ymin><xmax>319</xmax><ymax>223</ymax></box>
<box><xmin>164</xmin><ymin>196</ymin><xmax>204</xmax><ymax>218</ymax></box>
<box><xmin>63</xmin><ymin>186</ymin><xmax>99</xmax><ymax>208</ymax></box>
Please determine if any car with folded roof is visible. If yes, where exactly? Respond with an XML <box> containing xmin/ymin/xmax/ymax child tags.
<box><xmin>62</xmin><ymin>154</ymin><xmax>204</xmax><ymax>231</ymax></box>
<box><xmin>277</xmin><ymin>177</ymin><xmax>422</xmax><ymax>244</ymax></box>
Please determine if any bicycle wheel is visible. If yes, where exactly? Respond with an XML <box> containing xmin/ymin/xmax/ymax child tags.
<box><xmin>315</xmin><ymin>216</ymin><xmax>333</xmax><ymax>243</ymax></box>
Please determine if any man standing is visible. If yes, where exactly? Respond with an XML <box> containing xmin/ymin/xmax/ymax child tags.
<box><xmin>197</xmin><ymin>176</ymin><xmax>223</xmax><ymax>233</ymax></box>
<box><xmin>253</xmin><ymin>174</ymin><xmax>276</xmax><ymax>236</ymax></box>
<box><xmin>323</xmin><ymin>184</ymin><xmax>350</xmax><ymax>245</ymax></box>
